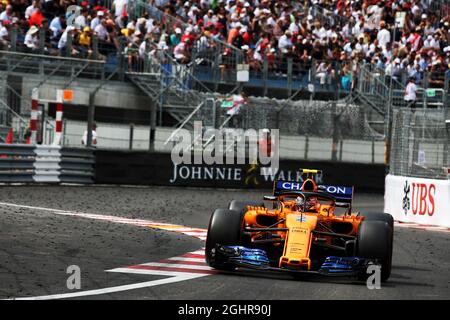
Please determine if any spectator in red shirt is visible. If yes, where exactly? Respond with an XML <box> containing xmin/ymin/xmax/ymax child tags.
<box><xmin>29</xmin><ymin>8</ymin><xmax>44</xmax><ymax>27</ymax></box>
<box><xmin>227</xmin><ymin>24</ymin><xmax>241</xmax><ymax>45</ymax></box>
<box><xmin>180</xmin><ymin>27</ymin><xmax>195</xmax><ymax>43</ymax></box>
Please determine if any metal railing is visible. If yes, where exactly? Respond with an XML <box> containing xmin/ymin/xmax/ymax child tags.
<box><xmin>302</xmin><ymin>2</ymin><xmax>352</xmax><ymax>31</ymax></box>
<box><xmin>0</xmin><ymin>50</ymin><xmax>108</xmax><ymax>81</ymax></box>
<box><xmin>429</xmin><ymin>0</ymin><xmax>450</xmax><ymax>18</ymax></box>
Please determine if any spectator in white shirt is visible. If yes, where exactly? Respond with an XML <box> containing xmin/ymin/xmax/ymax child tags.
<box><xmin>0</xmin><ymin>5</ymin><xmax>14</xmax><ymax>23</ymax></box>
<box><xmin>278</xmin><ymin>30</ymin><xmax>292</xmax><ymax>53</ymax></box>
<box><xmin>74</xmin><ymin>8</ymin><xmax>89</xmax><ymax>29</ymax></box>
<box><xmin>203</xmin><ymin>10</ymin><xmax>215</xmax><ymax>25</ymax></box>
<box><xmin>24</xmin><ymin>25</ymin><xmax>39</xmax><ymax>51</ymax></box>
<box><xmin>25</xmin><ymin>0</ymin><xmax>40</xmax><ymax>20</ymax></box>
<box><xmin>90</xmin><ymin>11</ymin><xmax>104</xmax><ymax>31</ymax></box>
<box><xmin>49</xmin><ymin>14</ymin><xmax>65</xmax><ymax>39</ymax></box>
<box><xmin>113</xmin><ymin>0</ymin><xmax>128</xmax><ymax>18</ymax></box>
<box><xmin>58</xmin><ymin>25</ymin><xmax>79</xmax><ymax>55</ymax></box>
<box><xmin>431</xmin><ymin>34</ymin><xmax>440</xmax><ymax>50</ymax></box>
<box><xmin>82</xmin><ymin>123</ymin><xmax>97</xmax><ymax>146</ymax></box>
<box><xmin>404</xmin><ymin>77</ymin><xmax>418</xmax><ymax>109</ymax></box>
<box><xmin>377</xmin><ymin>21</ymin><xmax>391</xmax><ymax>49</ymax></box>
<box><xmin>289</xmin><ymin>16</ymin><xmax>300</xmax><ymax>34</ymax></box>
<box><xmin>423</xmin><ymin>35</ymin><xmax>433</xmax><ymax>48</ymax></box>
<box><xmin>0</xmin><ymin>20</ymin><xmax>10</xmax><ymax>49</ymax></box>
<box><xmin>94</xmin><ymin>19</ymin><xmax>108</xmax><ymax>41</ymax></box>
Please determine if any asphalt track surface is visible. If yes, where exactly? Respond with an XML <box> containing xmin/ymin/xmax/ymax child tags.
<box><xmin>0</xmin><ymin>185</ymin><xmax>449</xmax><ymax>300</ymax></box>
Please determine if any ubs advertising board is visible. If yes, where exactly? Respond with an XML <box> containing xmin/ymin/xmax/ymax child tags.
<box><xmin>95</xmin><ymin>150</ymin><xmax>385</xmax><ymax>192</ymax></box>
<box><xmin>385</xmin><ymin>174</ymin><xmax>450</xmax><ymax>227</ymax></box>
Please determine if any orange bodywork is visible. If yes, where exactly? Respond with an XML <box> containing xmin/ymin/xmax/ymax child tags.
<box><xmin>243</xmin><ymin>180</ymin><xmax>363</xmax><ymax>270</ymax></box>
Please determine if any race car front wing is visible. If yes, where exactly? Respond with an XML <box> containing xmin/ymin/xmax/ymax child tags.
<box><xmin>211</xmin><ymin>245</ymin><xmax>379</xmax><ymax>278</ymax></box>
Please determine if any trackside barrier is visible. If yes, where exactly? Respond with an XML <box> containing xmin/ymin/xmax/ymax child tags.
<box><xmin>60</xmin><ymin>147</ymin><xmax>95</xmax><ymax>184</ymax></box>
<box><xmin>385</xmin><ymin>174</ymin><xmax>450</xmax><ymax>228</ymax></box>
<box><xmin>95</xmin><ymin>150</ymin><xmax>386</xmax><ymax>192</ymax></box>
<box><xmin>0</xmin><ymin>143</ymin><xmax>94</xmax><ymax>184</ymax></box>
<box><xmin>33</xmin><ymin>145</ymin><xmax>61</xmax><ymax>182</ymax></box>
<box><xmin>0</xmin><ymin>144</ymin><xmax>35</xmax><ymax>182</ymax></box>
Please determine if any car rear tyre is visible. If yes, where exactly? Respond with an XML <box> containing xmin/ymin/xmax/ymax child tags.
<box><xmin>356</xmin><ymin>220</ymin><xmax>393</xmax><ymax>282</ymax></box>
<box><xmin>205</xmin><ymin>209</ymin><xmax>244</xmax><ymax>270</ymax></box>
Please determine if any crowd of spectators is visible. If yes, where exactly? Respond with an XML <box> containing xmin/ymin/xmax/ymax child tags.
<box><xmin>0</xmin><ymin>0</ymin><xmax>129</xmax><ymax>59</ymax></box>
<box><xmin>1</xmin><ymin>0</ymin><xmax>450</xmax><ymax>88</ymax></box>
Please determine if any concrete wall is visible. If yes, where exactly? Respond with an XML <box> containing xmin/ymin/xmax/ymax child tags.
<box><xmin>62</xmin><ymin>120</ymin><xmax>384</xmax><ymax>164</ymax></box>
<box><xmin>20</xmin><ymin>75</ymin><xmax>150</xmax><ymax>115</ymax></box>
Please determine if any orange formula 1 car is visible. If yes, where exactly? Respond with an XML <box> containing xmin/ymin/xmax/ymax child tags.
<box><xmin>205</xmin><ymin>169</ymin><xmax>394</xmax><ymax>281</ymax></box>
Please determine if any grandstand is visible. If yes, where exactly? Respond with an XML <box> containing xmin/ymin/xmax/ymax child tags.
<box><xmin>1</xmin><ymin>0</ymin><xmax>450</xmax><ymax>90</ymax></box>
<box><xmin>0</xmin><ymin>0</ymin><xmax>449</xmax><ymax>172</ymax></box>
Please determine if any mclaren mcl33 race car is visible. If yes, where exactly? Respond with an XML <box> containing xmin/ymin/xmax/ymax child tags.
<box><xmin>205</xmin><ymin>169</ymin><xmax>394</xmax><ymax>281</ymax></box>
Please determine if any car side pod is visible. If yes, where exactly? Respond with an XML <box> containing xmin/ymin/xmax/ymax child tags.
<box><xmin>279</xmin><ymin>214</ymin><xmax>318</xmax><ymax>270</ymax></box>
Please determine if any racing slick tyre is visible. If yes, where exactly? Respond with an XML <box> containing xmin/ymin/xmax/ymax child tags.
<box><xmin>363</xmin><ymin>213</ymin><xmax>394</xmax><ymax>257</ymax></box>
<box><xmin>205</xmin><ymin>209</ymin><xmax>244</xmax><ymax>271</ymax></box>
<box><xmin>356</xmin><ymin>220</ymin><xmax>393</xmax><ymax>282</ymax></box>
<box><xmin>229</xmin><ymin>200</ymin><xmax>265</xmax><ymax>213</ymax></box>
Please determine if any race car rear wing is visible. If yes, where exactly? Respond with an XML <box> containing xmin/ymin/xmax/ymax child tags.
<box><xmin>317</xmin><ymin>184</ymin><xmax>354</xmax><ymax>204</ymax></box>
<box><xmin>273</xmin><ymin>180</ymin><xmax>354</xmax><ymax>205</ymax></box>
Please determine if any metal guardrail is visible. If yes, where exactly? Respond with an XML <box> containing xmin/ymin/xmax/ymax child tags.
<box><xmin>0</xmin><ymin>144</ymin><xmax>36</xmax><ymax>182</ymax></box>
<box><xmin>0</xmin><ymin>50</ymin><xmax>108</xmax><ymax>81</ymax></box>
<box><xmin>0</xmin><ymin>144</ymin><xmax>94</xmax><ymax>184</ymax></box>
<box><xmin>60</xmin><ymin>147</ymin><xmax>95</xmax><ymax>184</ymax></box>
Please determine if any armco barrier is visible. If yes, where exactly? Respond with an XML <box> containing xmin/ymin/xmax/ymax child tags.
<box><xmin>0</xmin><ymin>143</ymin><xmax>94</xmax><ymax>184</ymax></box>
<box><xmin>34</xmin><ymin>145</ymin><xmax>61</xmax><ymax>183</ymax></box>
<box><xmin>60</xmin><ymin>147</ymin><xmax>95</xmax><ymax>184</ymax></box>
<box><xmin>385</xmin><ymin>174</ymin><xmax>450</xmax><ymax>228</ymax></box>
<box><xmin>95</xmin><ymin>150</ymin><xmax>385</xmax><ymax>192</ymax></box>
<box><xmin>0</xmin><ymin>144</ymin><xmax>35</xmax><ymax>182</ymax></box>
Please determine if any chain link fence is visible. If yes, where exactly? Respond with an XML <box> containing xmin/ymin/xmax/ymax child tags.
<box><xmin>390</xmin><ymin>108</ymin><xmax>449</xmax><ymax>179</ymax></box>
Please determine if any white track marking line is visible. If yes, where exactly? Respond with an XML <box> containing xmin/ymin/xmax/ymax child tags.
<box><xmin>166</xmin><ymin>257</ymin><xmax>206</xmax><ymax>263</ymax></box>
<box><xmin>189</xmin><ymin>249</ymin><xmax>206</xmax><ymax>254</ymax></box>
<box><xmin>136</xmin><ymin>263</ymin><xmax>212</xmax><ymax>270</ymax></box>
<box><xmin>182</xmin><ymin>232</ymin><xmax>208</xmax><ymax>236</ymax></box>
<box><xmin>106</xmin><ymin>268</ymin><xmax>211</xmax><ymax>278</ymax></box>
<box><xmin>8</xmin><ymin>275</ymin><xmax>205</xmax><ymax>300</ymax></box>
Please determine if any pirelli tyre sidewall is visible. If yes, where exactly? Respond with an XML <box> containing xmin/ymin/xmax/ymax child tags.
<box><xmin>356</xmin><ymin>220</ymin><xmax>393</xmax><ymax>282</ymax></box>
<box><xmin>205</xmin><ymin>209</ymin><xmax>244</xmax><ymax>270</ymax></box>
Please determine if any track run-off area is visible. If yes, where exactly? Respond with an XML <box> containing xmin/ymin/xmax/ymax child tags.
<box><xmin>0</xmin><ymin>185</ymin><xmax>449</xmax><ymax>300</ymax></box>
